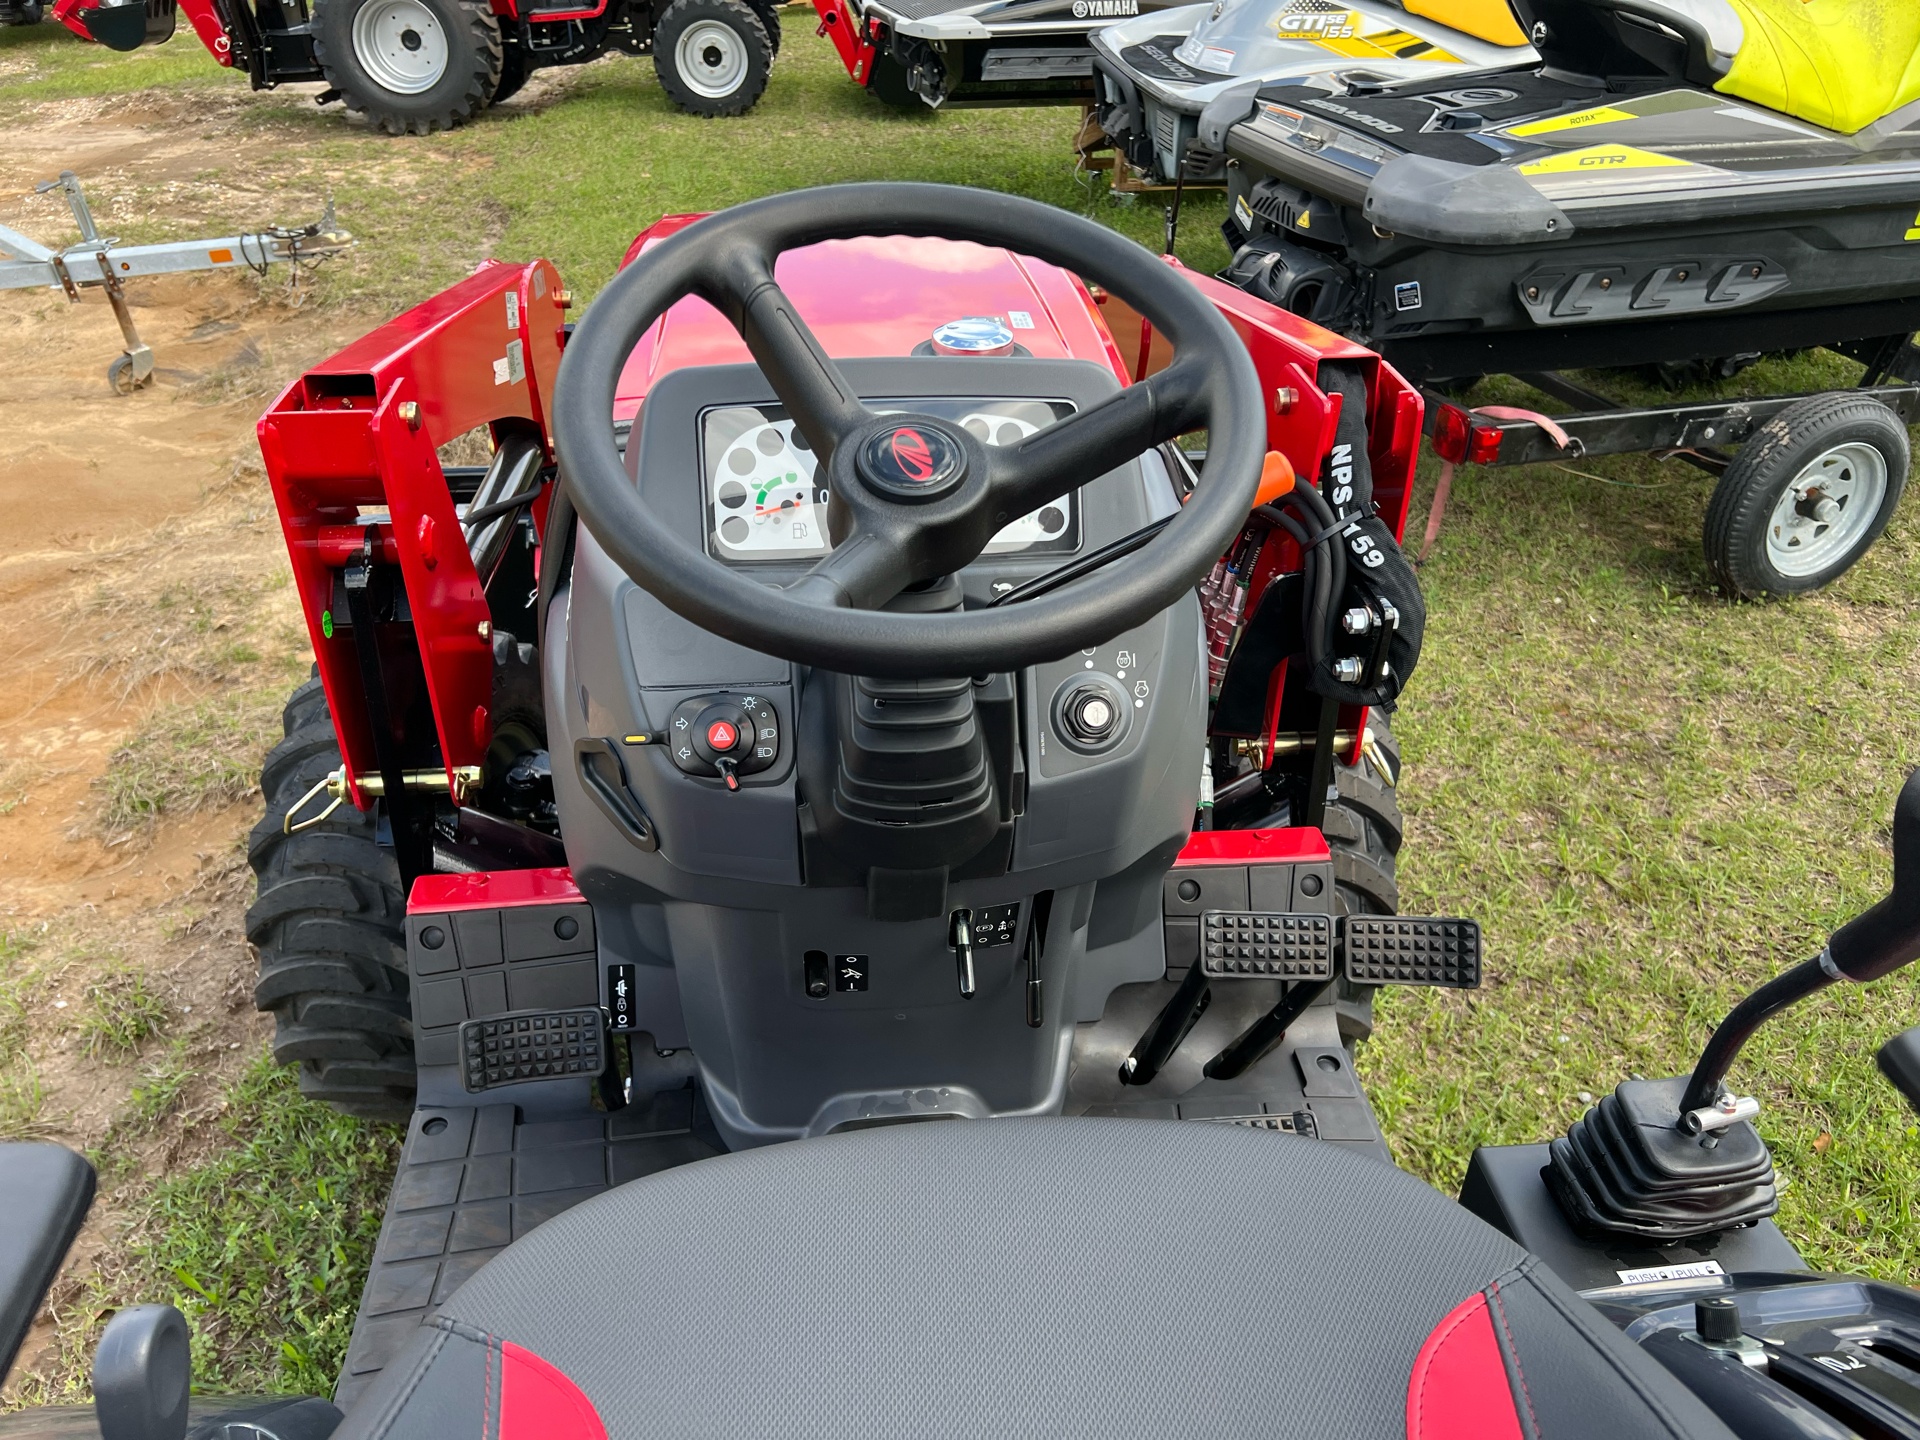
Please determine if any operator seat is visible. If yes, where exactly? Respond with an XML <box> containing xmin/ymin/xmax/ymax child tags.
<box><xmin>332</xmin><ymin>1120</ymin><xmax>1737</xmax><ymax>1440</ymax></box>
<box><xmin>1519</xmin><ymin>0</ymin><xmax>1920</xmax><ymax>132</ymax></box>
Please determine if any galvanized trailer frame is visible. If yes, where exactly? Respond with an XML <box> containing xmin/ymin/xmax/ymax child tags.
<box><xmin>0</xmin><ymin>171</ymin><xmax>352</xmax><ymax>392</ymax></box>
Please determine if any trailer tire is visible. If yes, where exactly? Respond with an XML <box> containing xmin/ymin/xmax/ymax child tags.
<box><xmin>652</xmin><ymin>0</ymin><xmax>770</xmax><ymax>116</ymax></box>
<box><xmin>247</xmin><ymin>688</ymin><xmax>415</xmax><ymax>1121</ymax></box>
<box><xmin>866</xmin><ymin>53</ymin><xmax>919</xmax><ymax>109</ymax></box>
<box><xmin>314</xmin><ymin>0</ymin><xmax>502</xmax><ymax>136</ymax></box>
<box><xmin>1704</xmin><ymin>393</ymin><xmax>1909</xmax><ymax>598</ymax></box>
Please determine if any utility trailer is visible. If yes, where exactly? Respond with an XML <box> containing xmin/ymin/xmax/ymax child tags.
<box><xmin>0</xmin><ymin>172</ymin><xmax>352</xmax><ymax>392</ymax></box>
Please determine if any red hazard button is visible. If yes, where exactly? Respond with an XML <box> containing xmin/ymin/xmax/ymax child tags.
<box><xmin>705</xmin><ymin>720</ymin><xmax>739</xmax><ymax>752</ymax></box>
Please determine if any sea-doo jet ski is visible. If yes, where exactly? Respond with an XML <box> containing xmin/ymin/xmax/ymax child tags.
<box><xmin>1207</xmin><ymin>0</ymin><xmax>1920</xmax><ymax>378</ymax></box>
<box><xmin>1205</xmin><ymin>0</ymin><xmax>1920</xmax><ymax>597</ymax></box>
<box><xmin>811</xmin><ymin>0</ymin><xmax>1185</xmax><ymax>108</ymax></box>
<box><xmin>1091</xmin><ymin>0</ymin><xmax>1532</xmax><ymax>186</ymax></box>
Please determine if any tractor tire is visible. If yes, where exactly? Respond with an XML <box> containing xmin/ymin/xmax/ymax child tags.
<box><xmin>652</xmin><ymin>0</ymin><xmax>771</xmax><ymax>116</ymax></box>
<box><xmin>1321</xmin><ymin>714</ymin><xmax>1402</xmax><ymax>1045</ymax></box>
<box><xmin>490</xmin><ymin>40</ymin><xmax>531</xmax><ymax>103</ymax></box>
<box><xmin>747</xmin><ymin>0</ymin><xmax>779</xmax><ymax>54</ymax></box>
<box><xmin>1703</xmin><ymin>392</ymin><xmax>1909</xmax><ymax>599</ymax></box>
<box><xmin>247</xmin><ymin>685</ymin><xmax>415</xmax><ymax>1121</ymax></box>
<box><xmin>313</xmin><ymin>0</ymin><xmax>502</xmax><ymax>136</ymax></box>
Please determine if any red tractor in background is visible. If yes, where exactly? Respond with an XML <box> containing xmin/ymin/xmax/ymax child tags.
<box><xmin>53</xmin><ymin>0</ymin><xmax>777</xmax><ymax>132</ymax></box>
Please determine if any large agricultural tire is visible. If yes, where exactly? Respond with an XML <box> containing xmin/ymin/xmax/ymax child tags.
<box><xmin>246</xmin><ymin>681</ymin><xmax>415</xmax><ymax>1121</ymax></box>
<box><xmin>1321</xmin><ymin>713</ymin><xmax>1402</xmax><ymax>1046</ymax></box>
<box><xmin>1702</xmin><ymin>392</ymin><xmax>1909</xmax><ymax>599</ymax></box>
<box><xmin>490</xmin><ymin>41</ymin><xmax>531</xmax><ymax>104</ymax></box>
<box><xmin>652</xmin><ymin>0</ymin><xmax>771</xmax><ymax>116</ymax></box>
<box><xmin>313</xmin><ymin>0</ymin><xmax>502</xmax><ymax>136</ymax></box>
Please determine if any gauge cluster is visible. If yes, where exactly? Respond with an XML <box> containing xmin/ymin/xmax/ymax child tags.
<box><xmin>701</xmin><ymin>398</ymin><xmax>1081</xmax><ymax>564</ymax></box>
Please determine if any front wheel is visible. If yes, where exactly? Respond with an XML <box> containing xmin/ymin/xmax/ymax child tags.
<box><xmin>313</xmin><ymin>0</ymin><xmax>502</xmax><ymax>136</ymax></box>
<box><xmin>1703</xmin><ymin>393</ymin><xmax>1910</xmax><ymax>598</ymax></box>
<box><xmin>652</xmin><ymin>0</ymin><xmax>771</xmax><ymax>117</ymax></box>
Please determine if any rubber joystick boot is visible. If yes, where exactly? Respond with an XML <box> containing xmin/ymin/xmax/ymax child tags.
<box><xmin>1546</xmin><ymin>1076</ymin><xmax>1778</xmax><ymax>1241</ymax></box>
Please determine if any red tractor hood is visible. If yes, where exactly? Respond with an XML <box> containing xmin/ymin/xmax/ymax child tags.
<box><xmin>611</xmin><ymin>216</ymin><xmax>1128</xmax><ymax>424</ymax></box>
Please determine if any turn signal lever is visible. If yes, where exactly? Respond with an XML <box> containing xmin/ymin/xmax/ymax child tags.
<box><xmin>1550</xmin><ymin>769</ymin><xmax>1920</xmax><ymax>1241</ymax></box>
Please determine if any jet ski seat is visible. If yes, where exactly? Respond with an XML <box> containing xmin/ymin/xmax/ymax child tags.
<box><xmin>1527</xmin><ymin>0</ymin><xmax>1920</xmax><ymax>133</ymax></box>
<box><xmin>1716</xmin><ymin>0</ymin><xmax>1920</xmax><ymax>134</ymax></box>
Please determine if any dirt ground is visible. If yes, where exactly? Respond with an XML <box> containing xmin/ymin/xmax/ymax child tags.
<box><xmin>0</xmin><ymin>98</ymin><xmax>377</xmax><ymax>1393</ymax></box>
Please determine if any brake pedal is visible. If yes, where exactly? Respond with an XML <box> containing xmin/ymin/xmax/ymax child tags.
<box><xmin>1199</xmin><ymin>911</ymin><xmax>1334</xmax><ymax>980</ymax></box>
<box><xmin>1342</xmin><ymin>916</ymin><xmax>1480</xmax><ymax>988</ymax></box>
<box><xmin>460</xmin><ymin>1008</ymin><xmax>608</xmax><ymax>1092</ymax></box>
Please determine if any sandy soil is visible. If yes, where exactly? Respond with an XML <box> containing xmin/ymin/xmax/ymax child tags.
<box><xmin>0</xmin><ymin>98</ymin><xmax>378</xmax><ymax>1396</ymax></box>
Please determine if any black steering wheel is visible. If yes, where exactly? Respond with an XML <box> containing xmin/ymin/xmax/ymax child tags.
<box><xmin>551</xmin><ymin>183</ymin><xmax>1265</xmax><ymax>679</ymax></box>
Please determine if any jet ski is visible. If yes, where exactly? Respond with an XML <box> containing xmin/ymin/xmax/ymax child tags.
<box><xmin>1203</xmin><ymin>0</ymin><xmax>1920</xmax><ymax>381</ymax></box>
<box><xmin>1090</xmin><ymin>0</ymin><xmax>1533</xmax><ymax>186</ymax></box>
<box><xmin>812</xmin><ymin>0</ymin><xmax>1187</xmax><ymax>109</ymax></box>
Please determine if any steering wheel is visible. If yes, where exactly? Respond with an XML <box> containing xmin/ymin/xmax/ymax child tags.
<box><xmin>551</xmin><ymin>183</ymin><xmax>1265</xmax><ymax>679</ymax></box>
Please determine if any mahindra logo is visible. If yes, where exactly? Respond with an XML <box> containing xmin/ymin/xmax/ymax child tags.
<box><xmin>890</xmin><ymin>428</ymin><xmax>935</xmax><ymax>482</ymax></box>
<box><xmin>860</xmin><ymin>420</ymin><xmax>964</xmax><ymax>499</ymax></box>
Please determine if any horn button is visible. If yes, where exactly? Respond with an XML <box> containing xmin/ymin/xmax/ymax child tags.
<box><xmin>857</xmin><ymin>419</ymin><xmax>969</xmax><ymax>502</ymax></box>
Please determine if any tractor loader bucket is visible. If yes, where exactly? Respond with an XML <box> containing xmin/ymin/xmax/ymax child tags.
<box><xmin>70</xmin><ymin>0</ymin><xmax>173</xmax><ymax>49</ymax></box>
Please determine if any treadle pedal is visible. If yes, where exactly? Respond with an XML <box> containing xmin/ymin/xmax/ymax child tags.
<box><xmin>460</xmin><ymin>1008</ymin><xmax>607</xmax><ymax>1092</ymax></box>
<box><xmin>1342</xmin><ymin>916</ymin><xmax>1480</xmax><ymax>988</ymax></box>
<box><xmin>1199</xmin><ymin>910</ymin><xmax>1334</xmax><ymax>979</ymax></box>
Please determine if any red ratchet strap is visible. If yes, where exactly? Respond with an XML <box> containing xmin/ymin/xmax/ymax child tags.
<box><xmin>1418</xmin><ymin>407</ymin><xmax>1571</xmax><ymax>564</ymax></box>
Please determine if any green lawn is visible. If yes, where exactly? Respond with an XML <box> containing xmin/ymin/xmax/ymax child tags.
<box><xmin>4</xmin><ymin>5</ymin><xmax>1918</xmax><ymax>1399</ymax></box>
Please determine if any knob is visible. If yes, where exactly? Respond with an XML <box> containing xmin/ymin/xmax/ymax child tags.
<box><xmin>1695</xmin><ymin>1296</ymin><xmax>1742</xmax><ymax>1344</ymax></box>
<box><xmin>1061</xmin><ymin>685</ymin><xmax>1119</xmax><ymax>745</ymax></box>
<box><xmin>691</xmin><ymin>704</ymin><xmax>749</xmax><ymax>763</ymax></box>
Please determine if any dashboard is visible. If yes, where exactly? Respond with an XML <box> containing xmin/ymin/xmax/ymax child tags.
<box><xmin>701</xmin><ymin>399</ymin><xmax>1082</xmax><ymax>564</ymax></box>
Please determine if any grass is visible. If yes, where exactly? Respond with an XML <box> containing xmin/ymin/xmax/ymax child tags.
<box><xmin>13</xmin><ymin>1057</ymin><xmax>401</xmax><ymax>1405</ymax></box>
<box><xmin>0</xmin><ymin>931</ymin><xmax>49</xmax><ymax>1139</ymax></box>
<box><xmin>3</xmin><ymin>2</ymin><xmax>1919</xmax><ymax>1400</ymax></box>
<box><xmin>77</xmin><ymin>965</ymin><xmax>171</xmax><ymax>1057</ymax></box>
<box><xmin>97</xmin><ymin>694</ymin><xmax>278</xmax><ymax>834</ymax></box>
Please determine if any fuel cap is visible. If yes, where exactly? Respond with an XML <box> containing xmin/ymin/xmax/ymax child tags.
<box><xmin>930</xmin><ymin>317</ymin><xmax>1016</xmax><ymax>357</ymax></box>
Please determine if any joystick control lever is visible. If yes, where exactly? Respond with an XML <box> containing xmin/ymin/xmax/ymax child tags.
<box><xmin>950</xmin><ymin>907</ymin><xmax>975</xmax><ymax>999</ymax></box>
<box><xmin>1550</xmin><ymin>769</ymin><xmax>1920</xmax><ymax>1241</ymax></box>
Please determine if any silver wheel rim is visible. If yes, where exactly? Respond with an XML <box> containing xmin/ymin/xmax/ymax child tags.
<box><xmin>351</xmin><ymin>0</ymin><xmax>449</xmax><ymax>96</ymax></box>
<box><xmin>1764</xmin><ymin>439</ymin><xmax>1889</xmax><ymax>578</ymax></box>
<box><xmin>675</xmin><ymin>19</ymin><xmax>748</xmax><ymax>99</ymax></box>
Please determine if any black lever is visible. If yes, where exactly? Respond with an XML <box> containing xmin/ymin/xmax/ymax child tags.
<box><xmin>1680</xmin><ymin>768</ymin><xmax>1920</xmax><ymax>1116</ymax></box>
<box><xmin>1879</xmin><ymin>1027</ymin><xmax>1920</xmax><ymax>1115</ymax></box>
<box><xmin>94</xmin><ymin>1305</ymin><xmax>190</xmax><ymax>1440</ymax></box>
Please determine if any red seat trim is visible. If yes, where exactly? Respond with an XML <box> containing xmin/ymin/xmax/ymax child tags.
<box><xmin>1407</xmin><ymin>1293</ymin><xmax>1526</xmax><ymax>1440</ymax></box>
<box><xmin>497</xmin><ymin>1341</ymin><xmax>610</xmax><ymax>1440</ymax></box>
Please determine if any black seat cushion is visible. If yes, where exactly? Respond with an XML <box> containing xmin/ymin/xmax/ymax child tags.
<box><xmin>334</xmin><ymin>1119</ymin><xmax>1737</xmax><ymax>1440</ymax></box>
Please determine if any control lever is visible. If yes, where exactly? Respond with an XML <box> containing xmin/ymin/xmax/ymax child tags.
<box><xmin>1878</xmin><ymin>1027</ymin><xmax>1920</xmax><ymax>1115</ymax></box>
<box><xmin>950</xmin><ymin>908</ymin><xmax>975</xmax><ymax>999</ymax></box>
<box><xmin>1679</xmin><ymin>767</ymin><xmax>1920</xmax><ymax>1116</ymax></box>
<box><xmin>1548</xmin><ymin>769</ymin><xmax>1920</xmax><ymax>1242</ymax></box>
<box><xmin>715</xmin><ymin>756</ymin><xmax>740</xmax><ymax>792</ymax></box>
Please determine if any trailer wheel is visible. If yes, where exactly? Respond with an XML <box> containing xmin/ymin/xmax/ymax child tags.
<box><xmin>652</xmin><ymin>0</ymin><xmax>770</xmax><ymax>117</ymax></box>
<box><xmin>1704</xmin><ymin>393</ymin><xmax>1909</xmax><ymax>598</ymax></box>
<box><xmin>314</xmin><ymin>0</ymin><xmax>502</xmax><ymax>136</ymax></box>
<box><xmin>866</xmin><ymin>53</ymin><xmax>919</xmax><ymax>109</ymax></box>
<box><xmin>247</xmin><ymin>686</ymin><xmax>415</xmax><ymax>1120</ymax></box>
<box><xmin>4</xmin><ymin>0</ymin><xmax>43</xmax><ymax>24</ymax></box>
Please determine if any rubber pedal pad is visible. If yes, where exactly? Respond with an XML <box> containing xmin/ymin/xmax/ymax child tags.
<box><xmin>1199</xmin><ymin>911</ymin><xmax>1334</xmax><ymax>980</ymax></box>
<box><xmin>460</xmin><ymin>1007</ymin><xmax>606</xmax><ymax>1092</ymax></box>
<box><xmin>1341</xmin><ymin>916</ymin><xmax>1481</xmax><ymax>988</ymax></box>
